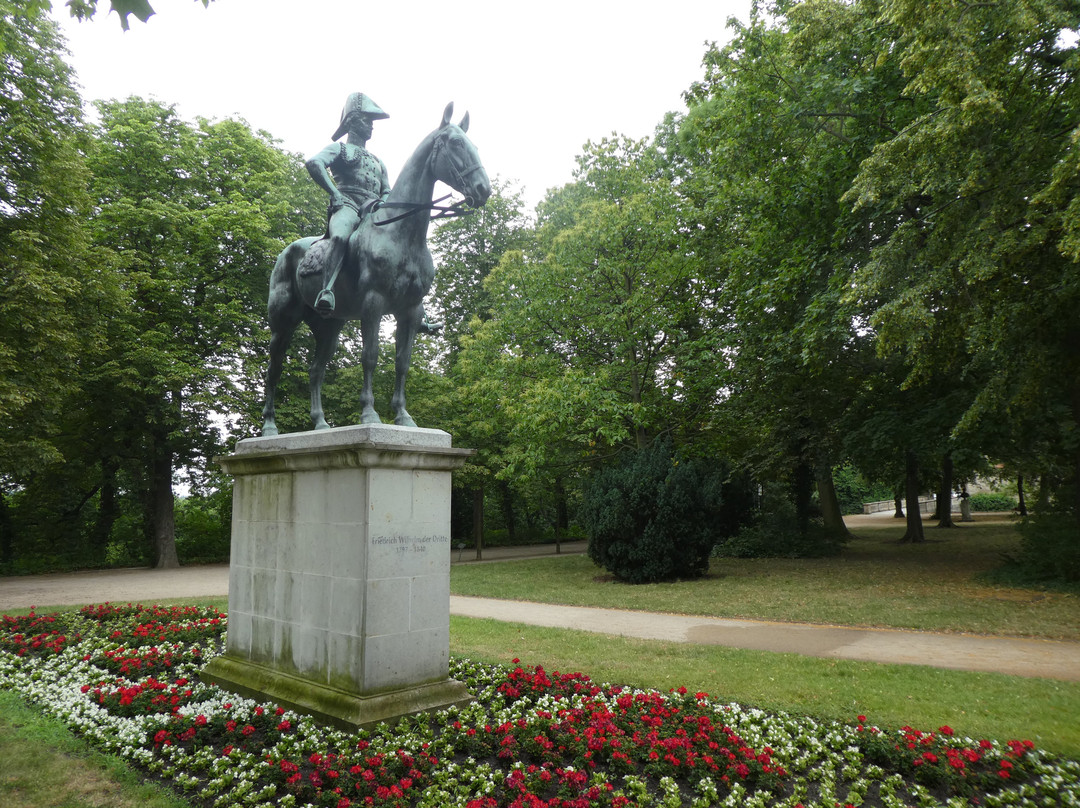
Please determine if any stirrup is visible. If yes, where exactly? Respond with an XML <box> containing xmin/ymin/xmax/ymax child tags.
<box><xmin>315</xmin><ymin>289</ymin><xmax>336</xmax><ymax>315</ymax></box>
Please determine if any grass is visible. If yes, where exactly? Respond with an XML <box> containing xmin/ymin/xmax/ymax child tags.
<box><xmin>450</xmin><ymin>515</ymin><xmax>1080</xmax><ymax>640</ymax></box>
<box><xmin>0</xmin><ymin>690</ymin><xmax>188</xmax><ymax>808</ymax></box>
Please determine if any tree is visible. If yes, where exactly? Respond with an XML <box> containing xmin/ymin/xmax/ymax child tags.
<box><xmin>84</xmin><ymin>97</ymin><xmax>321</xmax><ymax>567</ymax></box>
<box><xmin>427</xmin><ymin>176</ymin><xmax>531</xmax><ymax>369</ymax></box>
<box><xmin>844</xmin><ymin>0</ymin><xmax>1080</xmax><ymax>528</ymax></box>
<box><xmin>423</xmin><ymin>178</ymin><xmax>532</xmax><ymax>543</ymax></box>
<box><xmin>0</xmin><ymin>5</ymin><xmax>116</xmax><ymax>567</ymax></box>
<box><xmin>675</xmin><ymin>0</ymin><xmax>913</xmax><ymax>538</ymax></box>
<box><xmin>457</xmin><ymin>135</ymin><xmax>721</xmax><ymax>486</ymax></box>
<box><xmin>63</xmin><ymin>0</ymin><xmax>213</xmax><ymax>31</ymax></box>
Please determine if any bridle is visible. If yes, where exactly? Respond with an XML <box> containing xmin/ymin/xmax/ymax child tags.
<box><xmin>374</xmin><ymin>127</ymin><xmax>483</xmax><ymax>227</ymax></box>
<box><xmin>430</xmin><ymin>127</ymin><xmax>486</xmax><ymax>197</ymax></box>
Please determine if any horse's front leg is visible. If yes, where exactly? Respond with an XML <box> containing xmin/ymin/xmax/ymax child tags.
<box><xmin>308</xmin><ymin>317</ymin><xmax>343</xmax><ymax>430</ymax></box>
<box><xmin>261</xmin><ymin>326</ymin><xmax>293</xmax><ymax>436</ymax></box>
<box><xmin>391</xmin><ymin>306</ymin><xmax>422</xmax><ymax>428</ymax></box>
<box><xmin>359</xmin><ymin>311</ymin><xmax>382</xmax><ymax>424</ymax></box>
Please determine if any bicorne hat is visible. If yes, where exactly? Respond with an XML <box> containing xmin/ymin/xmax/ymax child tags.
<box><xmin>332</xmin><ymin>93</ymin><xmax>389</xmax><ymax>140</ymax></box>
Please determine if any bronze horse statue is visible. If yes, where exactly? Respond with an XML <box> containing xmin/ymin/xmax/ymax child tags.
<box><xmin>260</xmin><ymin>103</ymin><xmax>490</xmax><ymax>435</ymax></box>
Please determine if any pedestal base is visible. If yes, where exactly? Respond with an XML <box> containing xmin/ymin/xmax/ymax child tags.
<box><xmin>201</xmin><ymin>424</ymin><xmax>474</xmax><ymax>729</ymax></box>
<box><xmin>201</xmin><ymin>655</ymin><xmax>472</xmax><ymax>731</ymax></box>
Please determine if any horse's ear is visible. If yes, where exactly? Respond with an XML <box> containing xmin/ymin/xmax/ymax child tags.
<box><xmin>459</xmin><ymin>111</ymin><xmax>470</xmax><ymax>133</ymax></box>
<box><xmin>441</xmin><ymin>102</ymin><xmax>454</xmax><ymax>128</ymax></box>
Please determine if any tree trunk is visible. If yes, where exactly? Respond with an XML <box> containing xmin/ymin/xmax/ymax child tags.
<box><xmin>901</xmin><ymin>451</ymin><xmax>925</xmax><ymax>543</ymax></box>
<box><xmin>150</xmin><ymin>443</ymin><xmax>179</xmax><ymax>568</ymax></box>
<box><xmin>816</xmin><ymin>468</ymin><xmax>850</xmax><ymax>537</ymax></box>
<box><xmin>554</xmin><ymin>477</ymin><xmax>568</xmax><ymax>555</ymax></box>
<box><xmin>1016</xmin><ymin>473</ymin><xmax>1028</xmax><ymax>517</ymax></box>
<box><xmin>1036</xmin><ymin>473</ymin><xmax>1052</xmax><ymax>512</ymax></box>
<box><xmin>1073</xmin><ymin>378</ymin><xmax>1080</xmax><ymax>528</ymax></box>
<box><xmin>472</xmin><ymin>485</ymin><xmax>484</xmax><ymax>561</ymax></box>
<box><xmin>93</xmin><ymin>458</ymin><xmax>120</xmax><ymax>552</ymax></box>
<box><xmin>499</xmin><ymin>481</ymin><xmax>516</xmax><ymax>542</ymax></box>
<box><xmin>793</xmin><ymin>459</ymin><xmax>814</xmax><ymax>536</ymax></box>
<box><xmin>893</xmin><ymin>489</ymin><xmax>905</xmax><ymax>519</ymax></box>
<box><xmin>0</xmin><ymin>487</ymin><xmax>14</xmax><ymax>570</ymax></box>
<box><xmin>936</xmin><ymin>453</ymin><xmax>956</xmax><ymax>528</ymax></box>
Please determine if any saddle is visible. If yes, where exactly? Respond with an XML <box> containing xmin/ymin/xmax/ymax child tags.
<box><xmin>297</xmin><ymin>238</ymin><xmax>333</xmax><ymax>279</ymax></box>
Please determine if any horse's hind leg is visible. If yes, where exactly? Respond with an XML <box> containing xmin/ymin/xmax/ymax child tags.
<box><xmin>308</xmin><ymin>316</ymin><xmax>344</xmax><ymax>431</ymax></box>
<box><xmin>262</xmin><ymin>249</ymin><xmax>305</xmax><ymax>437</ymax></box>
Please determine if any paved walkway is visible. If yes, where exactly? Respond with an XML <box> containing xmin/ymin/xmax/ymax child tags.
<box><xmin>1</xmin><ymin>537</ymin><xmax>1077</xmax><ymax>683</ymax></box>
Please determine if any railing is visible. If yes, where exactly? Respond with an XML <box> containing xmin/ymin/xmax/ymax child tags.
<box><xmin>862</xmin><ymin>494</ymin><xmax>945</xmax><ymax>515</ymax></box>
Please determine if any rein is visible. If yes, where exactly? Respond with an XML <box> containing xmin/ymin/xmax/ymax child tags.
<box><xmin>374</xmin><ymin>127</ymin><xmax>483</xmax><ymax>227</ymax></box>
<box><xmin>374</xmin><ymin>193</ymin><xmax>475</xmax><ymax>226</ymax></box>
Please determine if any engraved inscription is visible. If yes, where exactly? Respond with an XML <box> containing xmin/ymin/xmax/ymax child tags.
<box><xmin>371</xmin><ymin>535</ymin><xmax>450</xmax><ymax>555</ymax></box>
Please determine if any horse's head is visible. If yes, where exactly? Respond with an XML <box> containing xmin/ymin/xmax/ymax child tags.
<box><xmin>430</xmin><ymin>102</ymin><xmax>491</xmax><ymax>208</ymax></box>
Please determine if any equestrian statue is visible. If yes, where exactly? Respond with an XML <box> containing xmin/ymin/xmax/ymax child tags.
<box><xmin>260</xmin><ymin>94</ymin><xmax>491</xmax><ymax>436</ymax></box>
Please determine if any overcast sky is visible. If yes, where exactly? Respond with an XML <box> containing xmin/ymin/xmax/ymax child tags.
<box><xmin>51</xmin><ymin>0</ymin><xmax>750</xmax><ymax>211</ymax></box>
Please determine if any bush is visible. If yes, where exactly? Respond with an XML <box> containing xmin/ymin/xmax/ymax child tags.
<box><xmin>174</xmin><ymin>491</ymin><xmax>231</xmax><ymax>564</ymax></box>
<box><xmin>714</xmin><ymin>483</ymin><xmax>847</xmax><ymax>559</ymax></box>
<box><xmin>582</xmin><ymin>441</ymin><xmax>751</xmax><ymax>584</ymax></box>
<box><xmin>1002</xmin><ymin>513</ymin><xmax>1080</xmax><ymax>585</ymax></box>
<box><xmin>832</xmin><ymin>464</ymin><xmax>895</xmax><ymax>515</ymax></box>
<box><xmin>969</xmin><ymin>492</ymin><xmax>1016</xmax><ymax>512</ymax></box>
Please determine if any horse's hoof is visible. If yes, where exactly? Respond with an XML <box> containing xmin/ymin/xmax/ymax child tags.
<box><xmin>313</xmin><ymin>420</ymin><xmax>332</xmax><ymax>431</ymax></box>
<box><xmin>360</xmin><ymin>410</ymin><xmax>382</xmax><ymax>425</ymax></box>
<box><xmin>261</xmin><ymin>423</ymin><xmax>279</xmax><ymax>437</ymax></box>
<box><xmin>395</xmin><ymin>412</ymin><xmax>418</xmax><ymax>428</ymax></box>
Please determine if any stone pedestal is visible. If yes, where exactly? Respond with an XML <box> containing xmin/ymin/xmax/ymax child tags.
<box><xmin>200</xmin><ymin>424</ymin><xmax>474</xmax><ymax>730</ymax></box>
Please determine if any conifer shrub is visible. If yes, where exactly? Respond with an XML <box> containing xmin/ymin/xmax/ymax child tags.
<box><xmin>582</xmin><ymin>441</ymin><xmax>751</xmax><ymax>584</ymax></box>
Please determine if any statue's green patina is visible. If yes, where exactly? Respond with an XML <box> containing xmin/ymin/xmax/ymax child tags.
<box><xmin>303</xmin><ymin>93</ymin><xmax>392</xmax><ymax>316</ymax></box>
<box><xmin>260</xmin><ymin>99</ymin><xmax>491</xmax><ymax>435</ymax></box>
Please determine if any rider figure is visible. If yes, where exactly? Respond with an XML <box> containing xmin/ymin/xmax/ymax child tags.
<box><xmin>306</xmin><ymin>92</ymin><xmax>391</xmax><ymax>316</ymax></box>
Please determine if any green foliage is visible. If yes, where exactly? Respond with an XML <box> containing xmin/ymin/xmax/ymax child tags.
<box><xmin>173</xmin><ymin>491</ymin><xmax>231</xmax><ymax>564</ymax></box>
<box><xmin>969</xmin><ymin>492</ymin><xmax>1017</xmax><ymax>512</ymax></box>
<box><xmin>64</xmin><ymin>0</ymin><xmax>213</xmax><ymax>31</ymax></box>
<box><xmin>457</xmin><ymin>136</ymin><xmax>721</xmax><ymax>486</ymax></box>
<box><xmin>843</xmin><ymin>0</ymin><xmax>1080</xmax><ymax>517</ymax></box>
<box><xmin>714</xmin><ymin>483</ymin><xmax>847</xmax><ymax>559</ymax></box>
<box><xmin>832</xmin><ymin>463</ymin><xmax>896</xmax><ymax>515</ymax></box>
<box><xmin>582</xmin><ymin>441</ymin><xmax>748</xmax><ymax>584</ymax></box>
<box><xmin>428</xmin><ymin>176</ymin><xmax>531</xmax><ymax>369</ymax></box>
<box><xmin>675</xmin><ymin>0</ymin><xmax>902</xmax><ymax>505</ymax></box>
<box><xmin>994</xmin><ymin>513</ymin><xmax>1080</xmax><ymax>586</ymax></box>
<box><xmin>0</xmin><ymin>5</ymin><xmax>105</xmax><ymax>489</ymax></box>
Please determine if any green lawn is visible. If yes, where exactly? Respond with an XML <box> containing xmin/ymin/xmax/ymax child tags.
<box><xmin>0</xmin><ymin>690</ymin><xmax>188</xmax><ymax>808</ymax></box>
<box><xmin>450</xmin><ymin>516</ymin><xmax>1080</xmax><ymax>640</ymax></box>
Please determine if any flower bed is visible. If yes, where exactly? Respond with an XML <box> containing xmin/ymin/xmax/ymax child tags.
<box><xmin>0</xmin><ymin>603</ymin><xmax>1076</xmax><ymax>807</ymax></box>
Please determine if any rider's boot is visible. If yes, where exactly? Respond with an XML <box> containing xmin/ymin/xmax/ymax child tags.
<box><xmin>315</xmin><ymin>239</ymin><xmax>346</xmax><ymax>316</ymax></box>
<box><xmin>315</xmin><ymin>289</ymin><xmax>336</xmax><ymax>315</ymax></box>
